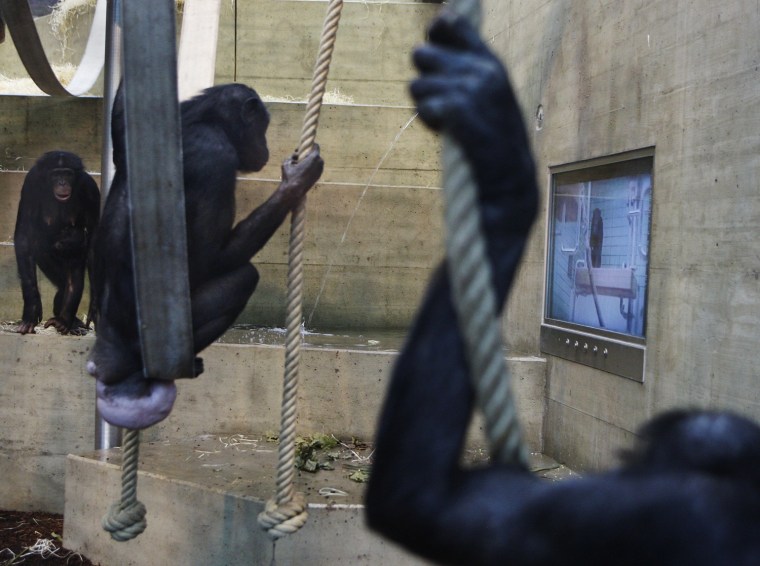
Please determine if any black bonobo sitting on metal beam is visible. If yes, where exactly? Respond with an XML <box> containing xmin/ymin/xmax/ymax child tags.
<box><xmin>87</xmin><ymin>84</ymin><xmax>323</xmax><ymax>430</ymax></box>
<box><xmin>365</xmin><ymin>11</ymin><xmax>760</xmax><ymax>566</ymax></box>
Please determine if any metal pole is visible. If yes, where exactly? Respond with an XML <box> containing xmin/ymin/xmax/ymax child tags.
<box><xmin>95</xmin><ymin>0</ymin><xmax>122</xmax><ymax>451</ymax></box>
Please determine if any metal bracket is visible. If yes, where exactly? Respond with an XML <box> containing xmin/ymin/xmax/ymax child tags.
<box><xmin>121</xmin><ymin>0</ymin><xmax>194</xmax><ymax>380</ymax></box>
<box><xmin>540</xmin><ymin>324</ymin><xmax>646</xmax><ymax>383</ymax></box>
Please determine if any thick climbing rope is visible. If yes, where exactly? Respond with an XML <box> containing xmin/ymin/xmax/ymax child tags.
<box><xmin>101</xmin><ymin>429</ymin><xmax>147</xmax><ymax>541</ymax></box>
<box><xmin>257</xmin><ymin>0</ymin><xmax>344</xmax><ymax>541</ymax></box>
<box><xmin>101</xmin><ymin>0</ymin><xmax>223</xmax><ymax>541</ymax></box>
<box><xmin>101</xmin><ymin>0</ymin><xmax>195</xmax><ymax>541</ymax></box>
<box><xmin>443</xmin><ymin>0</ymin><xmax>528</xmax><ymax>466</ymax></box>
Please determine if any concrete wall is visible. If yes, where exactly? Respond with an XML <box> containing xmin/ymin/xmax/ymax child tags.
<box><xmin>0</xmin><ymin>0</ymin><xmax>445</xmax><ymax>331</ymax></box>
<box><xmin>0</xmin><ymin>0</ymin><xmax>553</xmax><ymax>520</ymax></box>
<box><xmin>11</xmin><ymin>0</ymin><xmax>756</xmax><ymax>484</ymax></box>
<box><xmin>483</xmin><ymin>0</ymin><xmax>760</xmax><ymax>470</ymax></box>
<box><xmin>0</xmin><ymin>95</ymin><xmax>442</xmax><ymax>330</ymax></box>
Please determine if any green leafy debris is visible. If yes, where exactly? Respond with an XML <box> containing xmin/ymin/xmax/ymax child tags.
<box><xmin>348</xmin><ymin>469</ymin><xmax>370</xmax><ymax>483</ymax></box>
<box><xmin>294</xmin><ymin>433</ymin><xmax>340</xmax><ymax>473</ymax></box>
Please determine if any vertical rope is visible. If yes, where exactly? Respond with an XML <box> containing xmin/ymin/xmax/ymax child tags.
<box><xmin>258</xmin><ymin>0</ymin><xmax>343</xmax><ymax>540</ymax></box>
<box><xmin>102</xmin><ymin>429</ymin><xmax>147</xmax><ymax>541</ymax></box>
<box><xmin>442</xmin><ymin>0</ymin><xmax>528</xmax><ymax>466</ymax></box>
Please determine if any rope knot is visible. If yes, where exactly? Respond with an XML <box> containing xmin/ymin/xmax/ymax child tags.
<box><xmin>257</xmin><ymin>492</ymin><xmax>309</xmax><ymax>540</ymax></box>
<box><xmin>102</xmin><ymin>499</ymin><xmax>147</xmax><ymax>542</ymax></box>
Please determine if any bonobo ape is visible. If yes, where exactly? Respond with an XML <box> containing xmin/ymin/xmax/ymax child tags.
<box><xmin>88</xmin><ymin>84</ymin><xmax>323</xmax><ymax>430</ymax></box>
<box><xmin>365</xmin><ymin>12</ymin><xmax>760</xmax><ymax>566</ymax></box>
<box><xmin>14</xmin><ymin>151</ymin><xmax>100</xmax><ymax>335</ymax></box>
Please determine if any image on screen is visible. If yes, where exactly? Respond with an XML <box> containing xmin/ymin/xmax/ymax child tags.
<box><xmin>546</xmin><ymin>157</ymin><xmax>652</xmax><ymax>338</ymax></box>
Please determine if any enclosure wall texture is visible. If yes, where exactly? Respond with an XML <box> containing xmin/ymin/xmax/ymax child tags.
<box><xmin>3</xmin><ymin>0</ymin><xmax>757</xmax><ymax>481</ymax></box>
<box><xmin>484</xmin><ymin>0</ymin><xmax>760</xmax><ymax>470</ymax></box>
<box><xmin>0</xmin><ymin>1</ymin><xmax>550</xmax><ymax>517</ymax></box>
<box><xmin>0</xmin><ymin>0</ymin><xmax>444</xmax><ymax>331</ymax></box>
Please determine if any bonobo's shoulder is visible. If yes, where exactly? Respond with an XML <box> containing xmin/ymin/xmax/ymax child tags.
<box><xmin>182</xmin><ymin>126</ymin><xmax>237</xmax><ymax>168</ymax></box>
<box><xmin>183</xmin><ymin>83</ymin><xmax>259</xmax><ymax>109</ymax></box>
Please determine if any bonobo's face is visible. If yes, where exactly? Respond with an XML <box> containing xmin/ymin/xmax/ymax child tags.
<box><xmin>50</xmin><ymin>168</ymin><xmax>75</xmax><ymax>202</ymax></box>
<box><xmin>238</xmin><ymin>95</ymin><xmax>270</xmax><ymax>172</ymax></box>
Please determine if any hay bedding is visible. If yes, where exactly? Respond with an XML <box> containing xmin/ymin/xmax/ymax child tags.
<box><xmin>0</xmin><ymin>511</ymin><xmax>96</xmax><ymax>565</ymax></box>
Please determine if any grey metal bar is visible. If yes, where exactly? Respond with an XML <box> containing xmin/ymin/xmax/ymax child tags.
<box><xmin>100</xmin><ymin>0</ymin><xmax>122</xmax><ymax>200</ymax></box>
<box><xmin>121</xmin><ymin>0</ymin><xmax>194</xmax><ymax>381</ymax></box>
<box><xmin>95</xmin><ymin>0</ymin><xmax>123</xmax><ymax>451</ymax></box>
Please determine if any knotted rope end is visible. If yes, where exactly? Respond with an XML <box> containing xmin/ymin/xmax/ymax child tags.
<box><xmin>257</xmin><ymin>492</ymin><xmax>309</xmax><ymax>540</ymax></box>
<box><xmin>102</xmin><ymin>500</ymin><xmax>147</xmax><ymax>542</ymax></box>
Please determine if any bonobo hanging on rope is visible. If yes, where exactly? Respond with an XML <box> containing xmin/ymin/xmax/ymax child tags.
<box><xmin>87</xmin><ymin>84</ymin><xmax>324</xmax><ymax>430</ymax></box>
<box><xmin>14</xmin><ymin>151</ymin><xmax>100</xmax><ymax>335</ymax></box>
<box><xmin>365</xmin><ymin>11</ymin><xmax>760</xmax><ymax>566</ymax></box>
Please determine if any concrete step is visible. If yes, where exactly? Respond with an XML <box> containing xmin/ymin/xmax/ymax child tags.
<box><xmin>0</xmin><ymin>96</ymin><xmax>440</xmax><ymax>187</ymax></box>
<box><xmin>64</xmin><ymin>438</ymin><xmax>431</xmax><ymax>566</ymax></box>
<box><xmin>0</xmin><ymin>330</ymin><xmax>547</xmax><ymax>514</ymax></box>
<box><xmin>0</xmin><ymin>169</ymin><xmax>444</xmax><ymax>329</ymax></box>
<box><xmin>0</xmin><ymin>0</ymin><xmax>445</xmax><ymax>329</ymax></box>
<box><xmin>63</xmin><ymin>445</ymin><xmax>568</xmax><ymax>565</ymax></box>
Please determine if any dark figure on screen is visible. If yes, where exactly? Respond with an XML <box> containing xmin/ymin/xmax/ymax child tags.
<box><xmin>14</xmin><ymin>151</ymin><xmax>100</xmax><ymax>335</ymax></box>
<box><xmin>87</xmin><ymin>83</ymin><xmax>323</xmax><ymax>430</ymax></box>
<box><xmin>590</xmin><ymin>207</ymin><xmax>603</xmax><ymax>268</ymax></box>
<box><xmin>365</xmin><ymin>11</ymin><xmax>760</xmax><ymax>566</ymax></box>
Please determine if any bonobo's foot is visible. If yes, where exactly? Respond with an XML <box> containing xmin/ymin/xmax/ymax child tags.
<box><xmin>88</xmin><ymin>361</ymin><xmax>178</xmax><ymax>430</ymax></box>
<box><xmin>86</xmin><ymin>353</ymin><xmax>200</xmax><ymax>429</ymax></box>
<box><xmin>95</xmin><ymin>373</ymin><xmax>177</xmax><ymax>430</ymax></box>
<box><xmin>43</xmin><ymin>316</ymin><xmax>88</xmax><ymax>335</ymax></box>
<box><xmin>16</xmin><ymin>320</ymin><xmax>38</xmax><ymax>335</ymax></box>
<box><xmin>87</xmin><ymin>335</ymin><xmax>176</xmax><ymax>429</ymax></box>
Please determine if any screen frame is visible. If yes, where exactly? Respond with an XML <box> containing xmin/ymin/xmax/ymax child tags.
<box><xmin>540</xmin><ymin>147</ymin><xmax>655</xmax><ymax>382</ymax></box>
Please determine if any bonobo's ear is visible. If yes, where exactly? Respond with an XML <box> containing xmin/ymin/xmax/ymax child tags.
<box><xmin>241</xmin><ymin>96</ymin><xmax>264</xmax><ymax>123</ymax></box>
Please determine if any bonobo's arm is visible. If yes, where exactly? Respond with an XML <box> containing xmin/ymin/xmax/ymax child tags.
<box><xmin>365</xmin><ymin>12</ymin><xmax>540</xmax><ymax>564</ymax></box>
<box><xmin>366</xmin><ymin>13</ymin><xmax>760</xmax><ymax>566</ymax></box>
<box><xmin>216</xmin><ymin>146</ymin><xmax>323</xmax><ymax>272</ymax></box>
<box><xmin>14</xmin><ymin>172</ymin><xmax>43</xmax><ymax>334</ymax></box>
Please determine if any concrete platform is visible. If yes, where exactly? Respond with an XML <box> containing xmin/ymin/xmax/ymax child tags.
<box><xmin>64</xmin><ymin>436</ymin><xmax>430</xmax><ymax>565</ymax></box>
<box><xmin>0</xmin><ymin>330</ymin><xmax>547</xmax><ymax>514</ymax></box>
<box><xmin>64</xmin><ymin>438</ymin><xmax>572</xmax><ymax>566</ymax></box>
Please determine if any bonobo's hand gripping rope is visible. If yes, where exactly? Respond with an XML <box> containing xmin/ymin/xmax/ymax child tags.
<box><xmin>440</xmin><ymin>0</ymin><xmax>528</xmax><ymax>467</ymax></box>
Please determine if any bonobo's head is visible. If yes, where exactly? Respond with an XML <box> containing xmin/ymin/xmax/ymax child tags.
<box><xmin>39</xmin><ymin>151</ymin><xmax>83</xmax><ymax>203</ymax></box>
<box><xmin>621</xmin><ymin>409</ymin><xmax>760</xmax><ymax>484</ymax></box>
<box><xmin>183</xmin><ymin>83</ymin><xmax>271</xmax><ymax>172</ymax></box>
